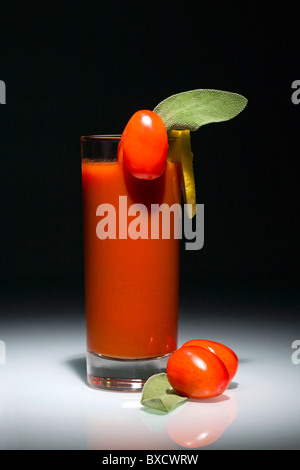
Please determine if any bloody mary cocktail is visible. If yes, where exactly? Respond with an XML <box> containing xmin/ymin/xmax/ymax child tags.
<box><xmin>80</xmin><ymin>90</ymin><xmax>248</xmax><ymax>392</ymax></box>
<box><xmin>81</xmin><ymin>134</ymin><xmax>182</xmax><ymax>389</ymax></box>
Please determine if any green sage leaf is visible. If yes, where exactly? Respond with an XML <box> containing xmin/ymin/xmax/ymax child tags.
<box><xmin>153</xmin><ymin>89</ymin><xmax>248</xmax><ymax>133</ymax></box>
<box><xmin>141</xmin><ymin>373</ymin><xmax>187</xmax><ymax>413</ymax></box>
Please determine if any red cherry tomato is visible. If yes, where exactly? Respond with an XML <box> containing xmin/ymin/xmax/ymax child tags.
<box><xmin>181</xmin><ymin>340</ymin><xmax>238</xmax><ymax>381</ymax></box>
<box><xmin>122</xmin><ymin>110</ymin><xmax>168</xmax><ymax>180</ymax></box>
<box><xmin>167</xmin><ymin>346</ymin><xmax>230</xmax><ymax>399</ymax></box>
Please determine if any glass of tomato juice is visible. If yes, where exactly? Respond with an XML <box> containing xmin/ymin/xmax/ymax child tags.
<box><xmin>81</xmin><ymin>134</ymin><xmax>182</xmax><ymax>391</ymax></box>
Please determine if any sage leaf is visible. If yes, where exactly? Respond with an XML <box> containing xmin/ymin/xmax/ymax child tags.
<box><xmin>141</xmin><ymin>373</ymin><xmax>187</xmax><ymax>413</ymax></box>
<box><xmin>153</xmin><ymin>89</ymin><xmax>248</xmax><ymax>133</ymax></box>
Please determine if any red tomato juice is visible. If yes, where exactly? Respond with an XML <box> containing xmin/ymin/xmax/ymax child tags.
<box><xmin>81</xmin><ymin>153</ymin><xmax>181</xmax><ymax>359</ymax></box>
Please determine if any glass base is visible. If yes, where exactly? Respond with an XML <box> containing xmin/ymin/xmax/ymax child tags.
<box><xmin>86</xmin><ymin>350</ymin><xmax>171</xmax><ymax>391</ymax></box>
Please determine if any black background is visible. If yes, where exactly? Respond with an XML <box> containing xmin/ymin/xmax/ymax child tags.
<box><xmin>0</xmin><ymin>1</ymin><xmax>299</xmax><ymax>315</ymax></box>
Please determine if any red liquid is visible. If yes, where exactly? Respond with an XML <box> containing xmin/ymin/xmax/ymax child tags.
<box><xmin>81</xmin><ymin>156</ymin><xmax>181</xmax><ymax>359</ymax></box>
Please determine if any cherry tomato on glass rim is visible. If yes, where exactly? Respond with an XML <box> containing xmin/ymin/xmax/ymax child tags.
<box><xmin>121</xmin><ymin>110</ymin><xmax>168</xmax><ymax>180</ymax></box>
<box><xmin>181</xmin><ymin>339</ymin><xmax>238</xmax><ymax>381</ymax></box>
<box><xmin>167</xmin><ymin>346</ymin><xmax>230</xmax><ymax>399</ymax></box>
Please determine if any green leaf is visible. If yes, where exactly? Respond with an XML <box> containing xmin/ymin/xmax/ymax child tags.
<box><xmin>153</xmin><ymin>89</ymin><xmax>248</xmax><ymax>133</ymax></box>
<box><xmin>141</xmin><ymin>373</ymin><xmax>187</xmax><ymax>413</ymax></box>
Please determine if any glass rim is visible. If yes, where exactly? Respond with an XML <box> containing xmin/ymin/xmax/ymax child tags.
<box><xmin>81</xmin><ymin>134</ymin><xmax>121</xmax><ymax>142</ymax></box>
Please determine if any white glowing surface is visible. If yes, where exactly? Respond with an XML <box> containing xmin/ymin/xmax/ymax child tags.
<box><xmin>0</xmin><ymin>300</ymin><xmax>299</xmax><ymax>450</ymax></box>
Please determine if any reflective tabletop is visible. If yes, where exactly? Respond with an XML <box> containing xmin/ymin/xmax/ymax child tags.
<box><xmin>1</xmin><ymin>288</ymin><xmax>299</xmax><ymax>450</ymax></box>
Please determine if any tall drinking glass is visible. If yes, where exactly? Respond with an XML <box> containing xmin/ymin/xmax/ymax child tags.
<box><xmin>81</xmin><ymin>133</ymin><xmax>182</xmax><ymax>391</ymax></box>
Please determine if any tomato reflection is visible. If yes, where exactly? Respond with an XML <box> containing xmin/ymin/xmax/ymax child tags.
<box><xmin>167</xmin><ymin>394</ymin><xmax>238</xmax><ymax>448</ymax></box>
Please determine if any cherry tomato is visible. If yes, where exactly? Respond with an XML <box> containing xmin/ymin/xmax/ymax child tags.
<box><xmin>122</xmin><ymin>110</ymin><xmax>168</xmax><ymax>180</ymax></box>
<box><xmin>181</xmin><ymin>339</ymin><xmax>238</xmax><ymax>381</ymax></box>
<box><xmin>167</xmin><ymin>346</ymin><xmax>230</xmax><ymax>399</ymax></box>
